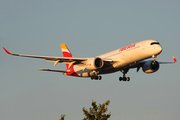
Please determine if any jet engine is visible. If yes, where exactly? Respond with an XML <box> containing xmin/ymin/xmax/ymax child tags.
<box><xmin>142</xmin><ymin>60</ymin><xmax>159</xmax><ymax>73</ymax></box>
<box><xmin>86</xmin><ymin>57</ymin><xmax>104</xmax><ymax>70</ymax></box>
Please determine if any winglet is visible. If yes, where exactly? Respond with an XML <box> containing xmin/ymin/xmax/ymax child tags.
<box><xmin>3</xmin><ymin>47</ymin><xmax>11</xmax><ymax>54</ymax></box>
<box><xmin>172</xmin><ymin>56</ymin><xmax>177</xmax><ymax>63</ymax></box>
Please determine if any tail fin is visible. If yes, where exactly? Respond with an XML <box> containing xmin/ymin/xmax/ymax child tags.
<box><xmin>60</xmin><ymin>43</ymin><xmax>73</xmax><ymax>68</ymax></box>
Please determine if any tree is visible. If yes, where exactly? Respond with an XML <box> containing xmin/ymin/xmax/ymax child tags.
<box><xmin>59</xmin><ymin>114</ymin><xmax>65</xmax><ymax>120</ymax></box>
<box><xmin>59</xmin><ymin>100</ymin><xmax>111</xmax><ymax>120</ymax></box>
<box><xmin>82</xmin><ymin>100</ymin><xmax>111</xmax><ymax>120</ymax></box>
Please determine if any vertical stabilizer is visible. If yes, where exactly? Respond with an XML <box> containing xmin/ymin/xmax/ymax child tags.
<box><xmin>60</xmin><ymin>43</ymin><xmax>73</xmax><ymax>68</ymax></box>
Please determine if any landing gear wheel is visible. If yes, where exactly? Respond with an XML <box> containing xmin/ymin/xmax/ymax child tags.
<box><xmin>94</xmin><ymin>76</ymin><xmax>98</xmax><ymax>80</ymax></box>
<box><xmin>123</xmin><ymin>77</ymin><xmax>126</xmax><ymax>81</ymax></box>
<box><xmin>119</xmin><ymin>77</ymin><xmax>130</xmax><ymax>81</ymax></box>
<box><xmin>119</xmin><ymin>69</ymin><xmax>131</xmax><ymax>82</ymax></box>
<box><xmin>98</xmin><ymin>76</ymin><xmax>102</xmax><ymax>80</ymax></box>
<box><xmin>91</xmin><ymin>75</ymin><xmax>102</xmax><ymax>80</ymax></box>
<box><xmin>119</xmin><ymin>77</ymin><xmax>122</xmax><ymax>81</ymax></box>
<box><xmin>126</xmin><ymin>77</ymin><xmax>130</xmax><ymax>81</ymax></box>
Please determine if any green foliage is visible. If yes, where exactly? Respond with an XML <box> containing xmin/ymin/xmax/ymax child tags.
<box><xmin>59</xmin><ymin>100</ymin><xmax>111</xmax><ymax>120</ymax></box>
<box><xmin>82</xmin><ymin>100</ymin><xmax>111</xmax><ymax>120</ymax></box>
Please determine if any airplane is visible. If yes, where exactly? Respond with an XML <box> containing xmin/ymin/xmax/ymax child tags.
<box><xmin>3</xmin><ymin>39</ymin><xmax>177</xmax><ymax>81</ymax></box>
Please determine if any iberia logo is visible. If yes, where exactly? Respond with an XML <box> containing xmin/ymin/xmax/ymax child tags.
<box><xmin>119</xmin><ymin>44</ymin><xmax>136</xmax><ymax>52</ymax></box>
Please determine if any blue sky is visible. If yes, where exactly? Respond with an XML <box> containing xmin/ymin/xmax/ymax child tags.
<box><xmin>0</xmin><ymin>0</ymin><xmax>180</xmax><ymax>120</ymax></box>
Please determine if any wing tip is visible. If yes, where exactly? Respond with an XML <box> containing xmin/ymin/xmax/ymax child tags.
<box><xmin>3</xmin><ymin>47</ymin><xmax>11</xmax><ymax>54</ymax></box>
<box><xmin>172</xmin><ymin>56</ymin><xmax>177</xmax><ymax>63</ymax></box>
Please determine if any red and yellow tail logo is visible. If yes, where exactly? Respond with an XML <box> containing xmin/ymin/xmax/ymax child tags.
<box><xmin>60</xmin><ymin>43</ymin><xmax>73</xmax><ymax>68</ymax></box>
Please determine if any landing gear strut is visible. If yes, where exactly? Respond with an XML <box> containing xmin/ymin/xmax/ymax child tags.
<box><xmin>119</xmin><ymin>69</ymin><xmax>130</xmax><ymax>81</ymax></box>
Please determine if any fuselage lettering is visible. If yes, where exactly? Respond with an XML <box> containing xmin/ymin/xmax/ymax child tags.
<box><xmin>119</xmin><ymin>44</ymin><xmax>136</xmax><ymax>52</ymax></box>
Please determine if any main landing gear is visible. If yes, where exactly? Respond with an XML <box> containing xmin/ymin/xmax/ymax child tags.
<box><xmin>91</xmin><ymin>71</ymin><xmax>102</xmax><ymax>80</ymax></box>
<box><xmin>91</xmin><ymin>76</ymin><xmax>102</xmax><ymax>80</ymax></box>
<box><xmin>119</xmin><ymin>69</ymin><xmax>130</xmax><ymax>81</ymax></box>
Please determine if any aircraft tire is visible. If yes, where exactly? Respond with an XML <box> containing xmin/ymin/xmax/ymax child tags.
<box><xmin>123</xmin><ymin>77</ymin><xmax>126</xmax><ymax>81</ymax></box>
<box><xmin>127</xmin><ymin>77</ymin><xmax>130</xmax><ymax>81</ymax></box>
<box><xmin>94</xmin><ymin>76</ymin><xmax>98</xmax><ymax>80</ymax></box>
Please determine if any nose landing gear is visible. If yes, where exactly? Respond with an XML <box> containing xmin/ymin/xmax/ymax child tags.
<box><xmin>119</xmin><ymin>77</ymin><xmax>130</xmax><ymax>81</ymax></box>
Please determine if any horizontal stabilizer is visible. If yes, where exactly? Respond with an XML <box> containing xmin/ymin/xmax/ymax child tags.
<box><xmin>38</xmin><ymin>69</ymin><xmax>68</xmax><ymax>73</ymax></box>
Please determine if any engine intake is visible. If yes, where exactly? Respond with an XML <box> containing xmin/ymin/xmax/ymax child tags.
<box><xmin>86</xmin><ymin>57</ymin><xmax>104</xmax><ymax>70</ymax></box>
<box><xmin>142</xmin><ymin>60</ymin><xmax>159</xmax><ymax>73</ymax></box>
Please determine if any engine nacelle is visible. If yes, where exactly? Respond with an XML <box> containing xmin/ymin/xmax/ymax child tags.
<box><xmin>86</xmin><ymin>57</ymin><xmax>104</xmax><ymax>70</ymax></box>
<box><xmin>142</xmin><ymin>60</ymin><xmax>159</xmax><ymax>73</ymax></box>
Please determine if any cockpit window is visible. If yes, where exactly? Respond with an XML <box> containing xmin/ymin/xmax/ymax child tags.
<box><xmin>150</xmin><ymin>42</ymin><xmax>160</xmax><ymax>45</ymax></box>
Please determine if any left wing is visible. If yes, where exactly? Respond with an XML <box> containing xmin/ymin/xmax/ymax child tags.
<box><xmin>3</xmin><ymin>47</ymin><xmax>88</xmax><ymax>66</ymax></box>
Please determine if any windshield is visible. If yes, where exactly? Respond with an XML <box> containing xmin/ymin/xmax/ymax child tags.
<box><xmin>150</xmin><ymin>42</ymin><xmax>160</xmax><ymax>45</ymax></box>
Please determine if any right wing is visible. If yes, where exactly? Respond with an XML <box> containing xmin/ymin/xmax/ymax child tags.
<box><xmin>3</xmin><ymin>47</ymin><xmax>88</xmax><ymax>66</ymax></box>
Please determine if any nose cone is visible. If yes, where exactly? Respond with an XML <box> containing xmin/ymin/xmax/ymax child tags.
<box><xmin>157</xmin><ymin>45</ymin><xmax>162</xmax><ymax>55</ymax></box>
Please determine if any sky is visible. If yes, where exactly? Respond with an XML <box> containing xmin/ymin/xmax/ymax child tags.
<box><xmin>0</xmin><ymin>0</ymin><xmax>180</xmax><ymax>120</ymax></box>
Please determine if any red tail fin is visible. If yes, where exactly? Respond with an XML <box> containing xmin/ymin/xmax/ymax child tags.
<box><xmin>60</xmin><ymin>43</ymin><xmax>73</xmax><ymax>68</ymax></box>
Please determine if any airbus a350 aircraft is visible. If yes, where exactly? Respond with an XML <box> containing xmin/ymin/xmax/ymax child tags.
<box><xmin>3</xmin><ymin>40</ymin><xmax>177</xmax><ymax>81</ymax></box>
